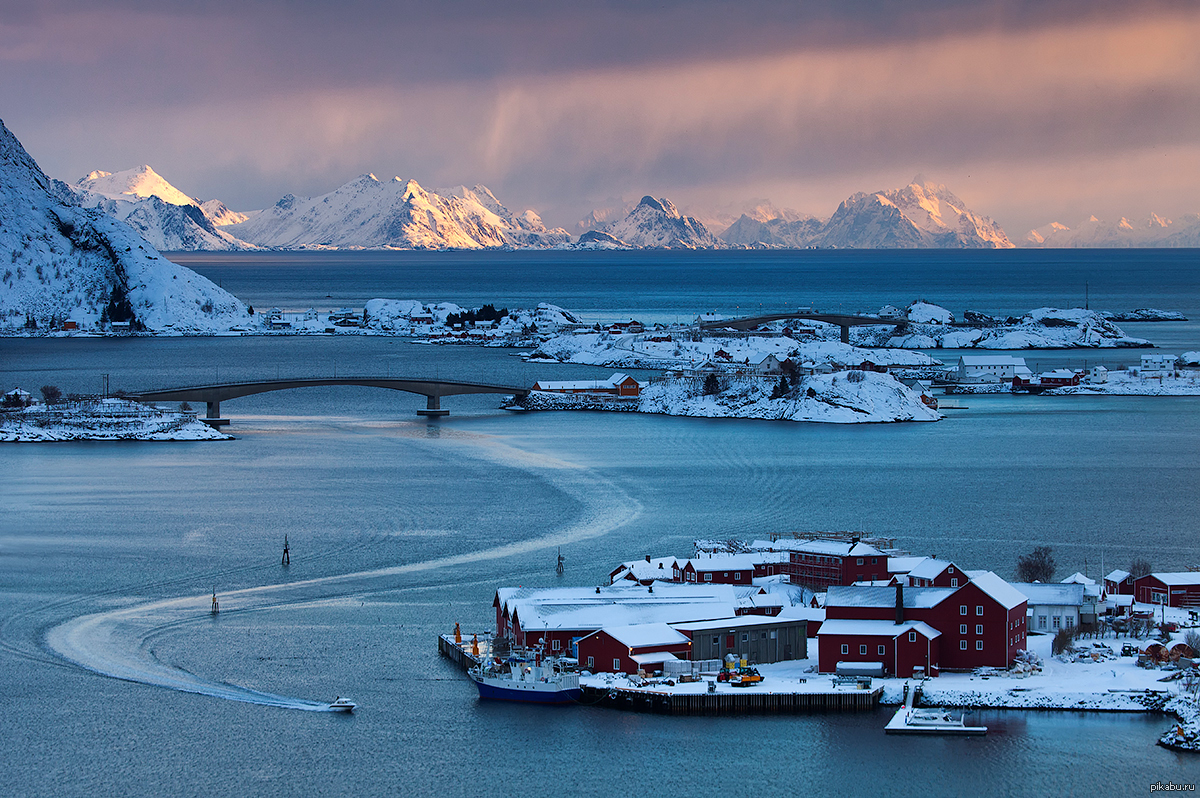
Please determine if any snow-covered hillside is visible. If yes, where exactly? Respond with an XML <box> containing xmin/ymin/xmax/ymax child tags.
<box><xmin>721</xmin><ymin>214</ymin><xmax>825</xmax><ymax>247</ymax></box>
<box><xmin>1024</xmin><ymin>213</ymin><xmax>1200</xmax><ymax>248</ymax></box>
<box><xmin>72</xmin><ymin>165</ymin><xmax>253</xmax><ymax>251</ymax></box>
<box><xmin>226</xmin><ymin>175</ymin><xmax>568</xmax><ymax>249</ymax></box>
<box><xmin>0</xmin><ymin>119</ymin><xmax>251</xmax><ymax>333</ymax></box>
<box><xmin>596</xmin><ymin>196</ymin><xmax>722</xmax><ymax>249</ymax></box>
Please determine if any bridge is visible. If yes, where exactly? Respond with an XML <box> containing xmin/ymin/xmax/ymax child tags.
<box><xmin>697</xmin><ymin>312</ymin><xmax>899</xmax><ymax>343</ymax></box>
<box><xmin>131</xmin><ymin>377</ymin><xmax>531</xmax><ymax>426</ymax></box>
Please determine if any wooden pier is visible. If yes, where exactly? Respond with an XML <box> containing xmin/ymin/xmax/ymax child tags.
<box><xmin>579</xmin><ymin>684</ymin><xmax>883</xmax><ymax>716</ymax></box>
<box><xmin>438</xmin><ymin>634</ymin><xmax>483</xmax><ymax>670</ymax></box>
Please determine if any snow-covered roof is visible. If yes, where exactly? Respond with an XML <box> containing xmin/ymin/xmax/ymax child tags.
<box><xmin>817</xmin><ymin>619</ymin><xmax>941</xmax><ymax>639</ymax></box>
<box><xmin>631</xmin><ymin>651</ymin><xmax>680</xmax><ymax>666</ymax></box>
<box><xmin>907</xmin><ymin>558</ymin><xmax>955</xmax><ymax>581</ymax></box>
<box><xmin>597</xmin><ymin>622</ymin><xmax>691</xmax><ymax>649</ymax></box>
<box><xmin>610</xmin><ymin>556</ymin><xmax>679</xmax><ymax>582</ymax></box>
<box><xmin>672</xmin><ymin>615</ymin><xmax>806</xmax><ymax>632</ymax></box>
<box><xmin>887</xmin><ymin>556</ymin><xmax>926</xmax><ymax>574</ymax></box>
<box><xmin>777</xmin><ymin>606</ymin><xmax>825</xmax><ymax>622</ymax></box>
<box><xmin>1060</xmin><ymin>572</ymin><xmax>1096</xmax><ymax>586</ymax></box>
<box><xmin>1105</xmin><ymin>569</ymin><xmax>1131</xmax><ymax>582</ymax></box>
<box><xmin>826</xmin><ymin>585</ymin><xmax>955</xmax><ymax>610</ymax></box>
<box><xmin>533</xmin><ymin>372</ymin><xmax>640</xmax><ymax>391</ymax></box>
<box><xmin>1011</xmin><ymin>582</ymin><xmax>1085</xmax><ymax>607</ymax></box>
<box><xmin>969</xmin><ymin>571</ymin><xmax>1028</xmax><ymax>610</ymax></box>
<box><xmin>500</xmin><ymin>583</ymin><xmax>739</xmax><ymax>632</ymax></box>
<box><xmin>1149</xmin><ymin>572</ymin><xmax>1200</xmax><ymax>587</ymax></box>
<box><xmin>684</xmin><ymin>552</ymin><xmax>789</xmax><ymax>571</ymax></box>
<box><xmin>1109</xmin><ymin>594</ymin><xmax>1134</xmax><ymax>606</ymax></box>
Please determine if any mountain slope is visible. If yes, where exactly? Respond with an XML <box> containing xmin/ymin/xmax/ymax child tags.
<box><xmin>598</xmin><ymin>196</ymin><xmax>722</xmax><ymax>249</ymax></box>
<box><xmin>226</xmin><ymin>175</ymin><xmax>564</xmax><ymax>249</ymax></box>
<box><xmin>0</xmin><ymin>119</ymin><xmax>250</xmax><ymax>332</ymax></box>
<box><xmin>73</xmin><ymin>165</ymin><xmax>254</xmax><ymax>251</ymax></box>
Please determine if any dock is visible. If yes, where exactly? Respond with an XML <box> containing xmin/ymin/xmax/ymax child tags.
<box><xmin>884</xmin><ymin>682</ymin><xmax>987</xmax><ymax>735</ymax></box>
<box><xmin>579</xmin><ymin>684</ymin><xmax>882</xmax><ymax>716</ymax></box>
<box><xmin>438</xmin><ymin>633</ymin><xmax>486</xmax><ymax>670</ymax></box>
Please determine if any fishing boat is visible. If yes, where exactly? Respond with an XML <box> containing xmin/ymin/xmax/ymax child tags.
<box><xmin>329</xmin><ymin>697</ymin><xmax>356</xmax><ymax>712</ymax></box>
<box><xmin>468</xmin><ymin>655</ymin><xmax>580</xmax><ymax>705</ymax></box>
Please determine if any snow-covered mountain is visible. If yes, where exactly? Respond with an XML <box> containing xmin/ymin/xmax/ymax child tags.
<box><xmin>72</xmin><ymin>165</ymin><xmax>253</xmax><ymax>251</ymax></box>
<box><xmin>225</xmin><ymin>175</ymin><xmax>568</xmax><ymax>249</ymax></box>
<box><xmin>721</xmin><ymin>179</ymin><xmax>1013</xmax><ymax>249</ymax></box>
<box><xmin>817</xmin><ymin>180</ymin><xmax>1013</xmax><ymax>249</ymax></box>
<box><xmin>1024</xmin><ymin>214</ymin><xmax>1200</xmax><ymax>248</ymax></box>
<box><xmin>595</xmin><ymin>196</ymin><xmax>722</xmax><ymax>249</ymax></box>
<box><xmin>0</xmin><ymin>120</ymin><xmax>250</xmax><ymax>333</ymax></box>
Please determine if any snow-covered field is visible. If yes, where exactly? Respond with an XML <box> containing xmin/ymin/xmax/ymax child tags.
<box><xmin>861</xmin><ymin>306</ymin><xmax>1153</xmax><ymax>350</ymax></box>
<box><xmin>1048</xmin><ymin>371</ymin><xmax>1200</xmax><ymax>396</ymax></box>
<box><xmin>1</xmin><ymin>399</ymin><xmax>231</xmax><ymax>442</ymax></box>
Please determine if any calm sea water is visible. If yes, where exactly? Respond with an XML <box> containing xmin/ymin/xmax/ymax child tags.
<box><xmin>3</xmin><ymin>250</ymin><xmax>1200</xmax><ymax>797</ymax></box>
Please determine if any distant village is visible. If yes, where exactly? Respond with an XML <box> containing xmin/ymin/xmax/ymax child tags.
<box><xmin>483</xmin><ymin>533</ymin><xmax>1200</xmax><ymax>681</ymax></box>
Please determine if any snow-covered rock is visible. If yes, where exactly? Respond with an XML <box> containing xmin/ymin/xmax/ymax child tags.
<box><xmin>0</xmin><ymin>119</ymin><xmax>251</xmax><ymax>333</ymax></box>
<box><xmin>199</xmin><ymin>199</ymin><xmax>252</xmax><ymax>227</ymax></box>
<box><xmin>597</xmin><ymin>196</ymin><xmax>722</xmax><ymax>249</ymax></box>
<box><xmin>0</xmin><ymin>398</ymin><xmax>232</xmax><ymax>441</ymax></box>
<box><xmin>76</xmin><ymin>165</ymin><xmax>197</xmax><ymax>207</ymax></box>
<box><xmin>905</xmin><ymin>300</ymin><xmax>954</xmax><ymax>325</ymax></box>
<box><xmin>227</xmin><ymin>176</ymin><xmax>566</xmax><ymax>250</ymax></box>
<box><xmin>636</xmin><ymin>370</ymin><xmax>940</xmax><ymax>423</ymax></box>
<box><xmin>720</xmin><ymin>214</ymin><xmax>825</xmax><ymax>247</ymax></box>
<box><xmin>1102</xmin><ymin>308</ymin><xmax>1188</xmax><ymax>322</ymax></box>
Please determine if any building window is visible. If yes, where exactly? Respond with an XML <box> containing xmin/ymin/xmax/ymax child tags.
<box><xmin>976</xmin><ymin>606</ymin><xmax>984</xmax><ymax>616</ymax></box>
<box><xmin>857</xmin><ymin>558</ymin><xmax>864</xmax><ymax>565</ymax></box>
<box><xmin>613</xmin><ymin>658</ymin><xmax>621</xmax><ymax>670</ymax></box>
<box><xmin>960</xmin><ymin>605</ymin><xmax>968</xmax><ymax>616</ymax></box>
<box><xmin>878</xmin><ymin>645</ymin><xmax>886</xmax><ymax>656</ymax></box>
<box><xmin>742</xmin><ymin>633</ymin><xmax>749</xmax><ymax>642</ymax></box>
<box><xmin>770</xmin><ymin>630</ymin><xmax>777</xmax><ymax>639</ymax></box>
<box><xmin>1052</xmin><ymin>616</ymin><xmax>1061</xmax><ymax>630</ymax></box>
<box><xmin>948</xmin><ymin>566</ymin><xmax>954</xmax><ymax>574</ymax></box>
<box><xmin>713</xmin><ymin>636</ymin><xmax>720</xmax><ymax>646</ymax></box>
<box><xmin>859</xmin><ymin>645</ymin><xmax>867</xmax><ymax>655</ymax></box>
<box><xmin>960</xmin><ymin>640</ymin><xmax>967</xmax><ymax>650</ymax></box>
<box><xmin>951</xmin><ymin>578</ymin><xmax>959</xmax><ymax>587</ymax></box>
<box><xmin>976</xmin><ymin>641</ymin><xmax>983</xmax><ymax>651</ymax></box>
<box><xmin>587</xmin><ymin>656</ymin><xmax>594</xmax><ymax>669</ymax></box>
<box><xmin>974</xmin><ymin>624</ymin><xmax>982</xmax><ymax>635</ymax></box>
<box><xmin>960</xmin><ymin>624</ymin><xmax>967</xmax><ymax>634</ymax></box>
<box><xmin>1065</xmin><ymin>616</ymin><xmax>1074</xmax><ymax>628</ymax></box>
<box><xmin>1038</xmin><ymin>616</ymin><xmax>1046</xmax><ymax>629</ymax></box>
<box><xmin>908</xmin><ymin>631</ymin><xmax>917</xmax><ymax>642</ymax></box>
<box><xmin>734</xmin><ymin>572</ymin><xmax>741</xmax><ymax>581</ymax></box>
<box><xmin>704</xmin><ymin>573</ymin><xmax>712</xmax><ymax>582</ymax></box>
<box><xmin>841</xmin><ymin>644</ymin><xmax>849</xmax><ymax>655</ymax></box>
<box><xmin>872</xmin><ymin>558</ymin><xmax>878</xmax><ymax>565</ymax></box>
<box><xmin>552</xmin><ymin>639</ymin><xmax>561</xmax><ymax>651</ymax></box>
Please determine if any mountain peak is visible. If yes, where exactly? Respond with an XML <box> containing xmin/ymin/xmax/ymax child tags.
<box><xmin>75</xmin><ymin>164</ymin><xmax>197</xmax><ymax>207</ymax></box>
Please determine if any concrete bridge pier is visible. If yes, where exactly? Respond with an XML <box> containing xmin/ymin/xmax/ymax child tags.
<box><xmin>416</xmin><ymin>394</ymin><xmax>450</xmax><ymax>417</ymax></box>
<box><xmin>840</xmin><ymin>325</ymin><xmax>850</xmax><ymax>344</ymax></box>
<box><xmin>202</xmin><ymin>400</ymin><xmax>230</xmax><ymax>428</ymax></box>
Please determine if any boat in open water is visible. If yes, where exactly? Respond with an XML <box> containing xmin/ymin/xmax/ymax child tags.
<box><xmin>468</xmin><ymin>655</ymin><xmax>580</xmax><ymax>705</ymax></box>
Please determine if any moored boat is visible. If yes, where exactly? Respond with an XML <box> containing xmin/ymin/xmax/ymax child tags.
<box><xmin>468</xmin><ymin>656</ymin><xmax>580</xmax><ymax>705</ymax></box>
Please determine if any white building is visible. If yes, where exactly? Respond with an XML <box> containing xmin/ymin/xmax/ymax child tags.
<box><xmin>1013</xmin><ymin>583</ymin><xmax>1084</xmax><ymax>632</ymax></box>
<box><xmin>955</xmin><ymin>355</ymin><xmax>1032</xmax><ymax>384</ymax></box>
<box><xmin>1086</xmin><ymin>366</ymin><xmax>1108</xmax><ymax>384</ymax></box>
<box><xmin>1140</xmin><ymin>354</ymin><xmax>1175</xmax><ymax>377</ymax></box>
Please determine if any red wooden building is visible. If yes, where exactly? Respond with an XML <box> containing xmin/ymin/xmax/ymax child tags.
<box><xmin>818</xmin><ymin>619</ymin><xmax>941</xmax><ymax>677</ymax></box>
<box><xmin>673</xmin><ymin>553</ymin><xmax>790</xmax><ymax>585</ymax></box>
<box><xmin>1132</xmin><ymin>573</ymin><xmax>1200</xmax><ymax>608</ymax></box>
<box><xmin>819</xmin><ymin>573</ymin><xmax>1027</xmax><ymax>674</ymax></box>
<box><xmin>576</xmin><ymin>623</ymin><xmax>692</xmax><ymax>674</ymax></box>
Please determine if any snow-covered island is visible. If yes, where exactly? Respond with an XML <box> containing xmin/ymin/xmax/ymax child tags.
<box><xmin>515</xmin><ymin>370</ymin><xmax>941</xmax><ymax>424</ymax></box>
<box><xmin>0</xmin><ymin>396</ymin><xmax>231</xmax><ymax>442</ymax></box>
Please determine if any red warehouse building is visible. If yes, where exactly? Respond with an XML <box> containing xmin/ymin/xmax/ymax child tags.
<box><xmin>576</xmin><ymin>623</ymin><xmax>692</xmax><ymax>674</ymax></box>
<box><xmin>818</xmin><ymin>619</ymin><xmax>941</xmax><ymax>678</ymax></box>
<box><xmin>820</xmin><ymin>573</ymin><xmax>1027</xmax><ymax>674</ymax></box>
<box><xmin>1132</xmin><ymin>573</ymin><xmax>1200</xmax><ymax>608</ymax></box>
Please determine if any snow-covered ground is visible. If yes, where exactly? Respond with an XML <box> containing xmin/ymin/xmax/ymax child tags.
<box><xmin>635</xmin><ymin>371</ymin><xmax>940</xmax><ymax>424</ymax></box>
<box><xmin>1048</xmin><ymin>371</ymin><xmax>1200</xmax><ymax>396</ymax></box>
<box><xmin>1</xmin><ymin>398</ymin><xmax>231</xmax><ymax>442</ymax></box>
<box><xmin>861</xmin><ymin>306</ymin><xmax>1153</xmax><ymax>350</ymax></box>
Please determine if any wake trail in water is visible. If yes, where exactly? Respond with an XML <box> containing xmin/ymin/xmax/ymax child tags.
<box><xmin>43</xmin><ymin>433</ymin><xmax>642</xmax><ymax>710</ymax></box>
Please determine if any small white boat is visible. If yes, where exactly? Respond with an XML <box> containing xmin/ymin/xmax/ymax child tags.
<box><xmin>329</xmin><ymin>697</ymin><xmax>356</xmax><ymax>712</ymax></box>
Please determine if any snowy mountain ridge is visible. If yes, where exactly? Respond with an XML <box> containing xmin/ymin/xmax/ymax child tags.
<box><xmin>594</xmin><ymin>196</ymin><xmax>722</xmax><ymax>249</ymax></box>
<box><xmin>1024</xmin><ymin>213</ymin><xmax>1200</xmax><ymax>248</ymax></box>
<box><xmin>225</xmin><ymin>174</ymin><xmax>570</xmax><ymax>250</ymax></box>
<box><xmin>0</xmin><ymin>119</ymin><xmax>251</xmax><ymax>333</ymax></box>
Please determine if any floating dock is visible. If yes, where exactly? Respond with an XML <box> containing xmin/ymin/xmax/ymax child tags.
<box><xmin>884</xmin><ymin>682</ymin><xmax>987</xmax><ymax>735</ymax></box>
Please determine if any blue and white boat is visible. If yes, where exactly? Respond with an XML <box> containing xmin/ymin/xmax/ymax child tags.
<box><xmin>468</xmin><ymin>656</ymin><xmax>580</xmax><ymax>705</ymax></box>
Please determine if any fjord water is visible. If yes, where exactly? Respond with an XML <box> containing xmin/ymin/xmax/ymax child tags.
<box><xmin>3</xmin><ymin>250</ymin><xmax>1200</xmax><ymax>796</ymax></box>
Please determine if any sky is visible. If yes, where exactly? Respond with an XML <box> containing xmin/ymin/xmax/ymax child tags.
<box><xmin>2</xmin><ymin>0</ymin><xmax>1198</xmax><ymax>235</ymax></box>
